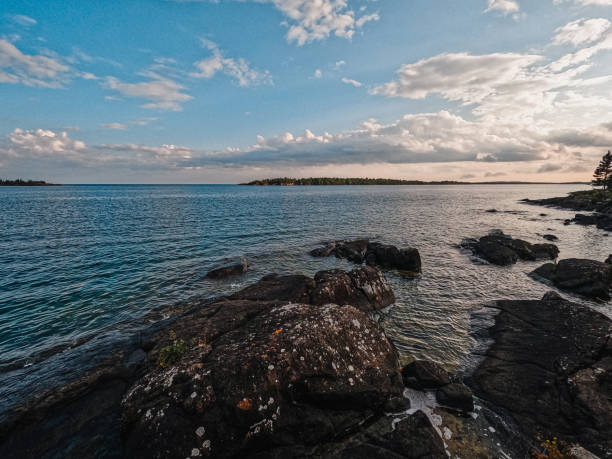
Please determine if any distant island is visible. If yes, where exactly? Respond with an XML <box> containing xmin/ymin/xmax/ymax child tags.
<box><xmin>240</xmin><ymin>177</ymin><xmax>465</xmax><ymax>186</ymax></box>
<box><xmin>0</xmin><ymin>179</ymin><xmax>60</xmax><ymax>186</ymax></box>
<box><xmin>239</xmin><ymin>177</ymin><xmax>588</xmax><ymax>186</ymax></box>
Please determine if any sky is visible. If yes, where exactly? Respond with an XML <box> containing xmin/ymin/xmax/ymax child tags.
<box><xmin>0</xmin><ymin>0</ymin><xmax>611</xmax><ymax>183</ymax></box>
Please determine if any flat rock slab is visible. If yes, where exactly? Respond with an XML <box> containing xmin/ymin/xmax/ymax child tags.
<box><xmin>531</xmin><ymin>258</ymin><xmax>612</xmax><ymax>300</ymax></box>
<box><xmin>471</xmin><ymin>292</ymin><xmax>612</xmax><ymax>456</ymax></box>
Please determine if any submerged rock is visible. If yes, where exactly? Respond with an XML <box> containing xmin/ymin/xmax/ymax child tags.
<box><xmin>121</xmin><ymin>302</ymin><xmax>405</xmax><ymax>459</ymax></box>
<box><xmin>531</xmin><ymin>258</ymin><xmax>612</xmax><ymax>300</ymax></box>
<box><xmin>460</xmin><ymin>230</ymin><xmax>559</xmax><ymax>266</ymax></box>
<box><xmin>542</xmin><ymin>234</ymin><xmax>558</xmax><ymax>241</ymax></box>
<box><xmin>206</xmin><ymin>258</ymin><xmax>249</xmax><ymax>279</ymax></box>
<box><xmin>471</xmin><ymin>292</ymin><xmax>612</xmax><ymax>456</ymax></box>
<box><xmin>310</xmin><ymin>239</ymin><xmax>422</xmax><ymax>275</ymax></box>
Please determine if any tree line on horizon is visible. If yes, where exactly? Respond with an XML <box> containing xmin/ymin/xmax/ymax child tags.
<box><xmin>0</xmin><ymin>179</ymin><xmax>59</xmax><ymax>186</ymax></box>
<box><xmin>241</xmin><ymin>177</ymin><xmax>464</xmax><ymax>186</ymax></box>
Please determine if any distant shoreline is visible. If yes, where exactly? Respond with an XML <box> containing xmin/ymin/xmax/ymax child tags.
<box><xmin>239</xmin><ymin>177</ymin><xmax>589</xmax><ymax>186</ymax></box>
<box><xmin>0</xmin><ymin>180</ymin><xmax>61</xmax><ymax>186</ymax></box>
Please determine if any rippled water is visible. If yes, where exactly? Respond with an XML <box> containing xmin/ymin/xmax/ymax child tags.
<box><xmin>1</xmin><ymin>184</ymin><xmax>610</xmax><ymax>416</ymax></box>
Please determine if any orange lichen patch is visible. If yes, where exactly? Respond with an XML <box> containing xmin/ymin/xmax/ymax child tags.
<box><xmin>236</xmin><ymin>398</ymin><xmax>253</xmax><ymax>411</ymax></box>
<box><xmin>274</xmin><ymin>329</ymin><xmax>283</xmax><ymax>335</ymax></box>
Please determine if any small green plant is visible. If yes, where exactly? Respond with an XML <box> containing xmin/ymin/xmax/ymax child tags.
<box><xmin>158</xmin><ymin>330</ymin><xmax>187</xmax><ymax>368</ymax></box>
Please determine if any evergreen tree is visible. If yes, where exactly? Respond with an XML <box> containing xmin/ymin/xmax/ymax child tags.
<box><xmin>593</xmin><ymin>151</ymin><xmax>612</xmax><ymax>191</ymax></box>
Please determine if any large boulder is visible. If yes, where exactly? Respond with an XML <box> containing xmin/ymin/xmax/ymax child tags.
<box><xmin>436</xmin><ymin>383</ymin><xmax>474</xmax><ymax>413</ymax></box>
<box><xmin>121</xmin><ymin>301</ymin><xmax>405</xmax><ymax>459</ymax></box>
<box><xmin>461</xmin><ymin>231</ymin><xmax>559</xmax><ymax>266</ymax></box>
<box><xmin>310</xmin><ymin>239</ymin><xmax>422</xmax><ymax>275</ymax></box>
<box><xmin>531</xmin><ymin>258</ymin><xmax>612</xmax><ymax>300</ymax></box>
<box><xmin>310</xmin><ymin>266</ymin><xmax>395</xmax><ymax>311</ymax></box>
<box><xmin>471</xmin><ymin>292</ymin><xmax>612</xmax><ymax>456</ymax></box>
<box><xmin>230</xmin><ymin>266</ymin><xmax>395</xmax><ymax>312</ymax></box>
<box><xmin>365</xmin><ymin>243</ymin><xmax>422</xmax><ymax>274</ymax></box>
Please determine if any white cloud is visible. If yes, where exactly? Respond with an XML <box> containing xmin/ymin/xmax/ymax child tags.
<box><xmin>191</xmin><ymin>39</ymin><xmax>271</xmax><ymax>86</ymax></box>
<box><xmin>104</xmin><ymin>72</ymin><xmax>192</xmax><ymax>111</ymax></box>
<box><xmin>335</xmin><ymin>60</ymin><xmax>346</xmax><ymax>68</ymax></box>
<box><xmin>4</xmin><ymin>128</ymin><xmax>87</xmax><ymax>162</ymax></box>
<box><xmin>553</xmin><ymin>18</ymin><xmax>611</xmax><ymax>46</ymax></box>
<box><xmin>102</xmin><ymin>123</ymin><xmax>127</xmax><ymax>130</ymax></box>
<box><xmin>267</xmin><ymin>0</ymin><xmax>379</xmax><ymax>45</ymax></box>
<box><xmin>554</xmin><ymin>0</ymin><xmax>612</xmax><ymax>5</ymax></box>
<box><xmin>484</xmin><ymin>0</ymin><xmax>519</xmax><ymax>14</ymax></box>
<box><xmin>8</xmin><ymin>14</ymin><xmax>37</xmax><ymax>27</ymax></box>
<box><xmin>0</xmin><ymin>39</ymin><xmax>70</xmax><ymax>87</ymax></box>
<box><xmin>341</xmin><ymin>76</ymin><xmax>362</xmax><ymax>87</ymax></box>
<box><xmin>314</xmin><ymin>68</ymin><xmax>322</xmax><ymax>78</ymax></box>
<box><xmin>371</xmin><ymin>52</ymin><xmax>542</xmax><ymax>105</ymax></box>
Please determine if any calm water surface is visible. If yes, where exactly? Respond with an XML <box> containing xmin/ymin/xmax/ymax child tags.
<box><xmin>1</xmin><ymin>184</ymin><xmax>610</xmax><ymax>417</ymax></box>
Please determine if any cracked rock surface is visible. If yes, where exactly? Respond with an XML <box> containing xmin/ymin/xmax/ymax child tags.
<box><xmin>471</xmin><ymin>292</ymin><xmax>612</xmax><ymax>457</ymax></box>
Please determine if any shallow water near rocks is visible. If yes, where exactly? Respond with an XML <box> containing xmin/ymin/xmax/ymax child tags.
<box><xmin>1</xmin><ymin>184</ymin><xmax>610</xmax><ymax>419</ymax></box>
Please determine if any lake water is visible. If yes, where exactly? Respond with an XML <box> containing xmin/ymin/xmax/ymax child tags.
<box><xmin>1</xmin><ymin>184</ymin><xmax>609</xmax><ymax>418</ymax></box>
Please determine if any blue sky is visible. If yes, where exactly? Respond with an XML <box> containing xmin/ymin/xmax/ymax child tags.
<box><xmin>1</xmin><ymin>0</ymin><xmax>611</xmax><ymax>183</ymax></box>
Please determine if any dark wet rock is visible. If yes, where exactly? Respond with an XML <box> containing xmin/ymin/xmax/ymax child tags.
<box><xmin>335</xmin><ymin>239</ymin><xmax>370</xmax><ymax>263</ymax></box>
<box><xmin>539</xmin><ymin>213</ymin><xmax>548</xmax><ymax>217</ymax></box>
<box><xmin>436</xmin><ymin>383</ymin><xmax>474</xmax><ymax>413</ymax></box>
<box><xmin>485</xmin><ymin>209</ymin><xmax>497</xmax><ymax>213</ymax></box>
<box><xmin>542</xmin><ymin>234</ymin><xmax>558</xmax><ymax>241</ymax></box>
<box><xmin>309</xmin><ymin>239</ymin><xmax>422</xmax><ymax>275</ymax></box>
<box><xmin>121</xmin><ymin>301</ymin><xmax>404</xmax><ymax>459</ymax></box>
<box><xmin>573</xmin><ymin>212</ymin><xmax>612</xmax><ymax>231</ymax></box>
<box><xmin>383</xmin><ymin>395</ymin><xmax>409</xmax><ymax>413</ymax></box>
<box><xmin>523</xmin><ymin>191</ymin><xmax>612</xmax><ymax>232</ymax></box>
<box><xmin>0</xmin><ymin>340</ymin><xmax>151</xmax><ymax>459</ymax></box>
<box><xmin>230</xmin><ymin>273</ymin><xmax>315</xmax><ymax>303</ymax></box>
<box><xmin>309</xmin><ymin>245</ymin><xmax>336</xmax><ymax>258</ymax></box>
<box><xmin>606</xmin><ymin>254</ymin><xmax>612</xmax><ymax>264</ymax></box>
<box><xmin>574</xmin><ymin>213</ymin><xmax>598</xmax><ymax>226</ymax></box>
<box><xmin>531</xmin><ymin>258</ymin><xmax>612</xmax><ymax>300</ymax></box>
<box><xmin>460</xmin><ymin>230</ymin><xmax>559</xmax><ymax>266</ymax></box>
<box><xmin>471</xmin><ymin>292</ymin><xmax>612</xmax><ymax>456</ymax></box>
<box><xmin>231</xmin><ymin>266</ymin><xmax>394</xmax><ymax>312</ymax></box>
<box><xmin>401</xmin><ymin>360</ymin><xmax>450</xmax><ymax>390</ymax></box>
<box><xmin>206</xmin><ymin>258</ymin><xmax>249</xmax><ymax>279</ymax></box>
<box><xmin>365</xmin><ymin>243</ymin><xmax>422</xmax><ymax>274</ymax></box>
<box><xmin>564</xmin><ymin>219</ymin><xmax>571</xmax><ymax>225</ymax></box>
<box><xmin>310</xmin><ymin>266</ymin><xmax>395</xmax><ymax>311</ymax></box>
<box><xmin>331</xmin><ymin>410</ymin><xmax>446</xmax><ymax>459</ymax></box>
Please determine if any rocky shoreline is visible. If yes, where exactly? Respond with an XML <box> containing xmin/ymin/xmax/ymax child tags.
<box><xmin>522</xmin><ymin>190</ymin><xmax>612</xmax><ymax>231</ymax></box>
<box><xmin>1</xmin><ymin>232</ymin><xmax>611</xmax><ymax>458</ymax></box>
